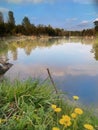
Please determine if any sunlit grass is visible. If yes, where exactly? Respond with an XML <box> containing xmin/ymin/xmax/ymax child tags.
<box><xmin>0</xmin><ymin>79</ymin><xmax>98</xmax><ymax>130</ymax></box>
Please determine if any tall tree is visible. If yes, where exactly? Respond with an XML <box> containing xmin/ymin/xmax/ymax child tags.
<box><xmin>0</xmin><ymin>11</ymin><xmax>5</xmax><ymax>37</ymax></box>
<box><xmin>22</xmin><ymin>16</ymin><xmax>32</xmax><ymax>35</ymax></box>
<box><xmin>8</xmin><ymin>11</ymin><xmax>15</xmax><ymax>26</ymax></box>
<box><xmin>0</xmin><ymin>12</ymin><xmax>4</xmax><ymax>24</ymax></box>
<box><xmin>22</xmin><ymin>16</ymin><xmax>31</xmax><ymax>28</ymax></box>
<box><xmin>94</xmin><ymin>20</ymin><xmax>98</xmax><ymax>36</ymax></box>
<box><xmin>7</xmin><ymin>11</ymin><xmax>15</xmax><ymax>34</ymax></box>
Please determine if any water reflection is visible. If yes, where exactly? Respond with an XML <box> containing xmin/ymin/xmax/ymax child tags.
<box><xmin>0</xmin><ymin>37</ymin><xmax>98</xmax><ymax>107</ymax></box>
<box><xmin>0</xmin><ymin>37</ymin><xmax>97</xmax><ymax>61</ymax></box>
<box><xmin>92</xmin><ymin>38</ymin><xmax>98</xmax><ymax>60</ymax></box>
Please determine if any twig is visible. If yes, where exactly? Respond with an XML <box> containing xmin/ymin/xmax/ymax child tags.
<box><xmin>46</xmin><ymin>68</ymin><xmax>58</xmax><ymax>94</ymax></box>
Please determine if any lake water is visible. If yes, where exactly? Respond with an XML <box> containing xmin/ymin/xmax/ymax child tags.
<box><xmin>0</xmin><ymin>37</ymin><xmax>98</xmax><ymax>107</ymax></box>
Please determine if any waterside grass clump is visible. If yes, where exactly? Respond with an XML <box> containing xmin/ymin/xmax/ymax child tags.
<box><xmin>0</xmin><ymin>79</ymin><xmax>98</xmax><ymax>130</ymax></box>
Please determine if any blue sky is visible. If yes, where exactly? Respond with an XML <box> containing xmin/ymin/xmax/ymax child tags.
<box><xmin>0</xmin><ymin>0</ymin><xmax>98</xmax><ymax>30</ymax></box>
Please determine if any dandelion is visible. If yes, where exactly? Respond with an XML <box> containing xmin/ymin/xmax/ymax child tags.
<box><xmin>52</xmin><ymin>127</ymin><xmax>60</xmax><ymax>130</ymax></box>
<box><xmin>51</xmin><ymin>104</ymin><xmax>61</xmax><ymax>112</ymax></box>
<box><xmin>59</xmin><ymin>118</ymin><xmax>65</xmax><ymax>125</ymax></box>
<box><xmin>51</xmin><ymin>104</ymin><xmax>57</xmax><ymax>109</ymax></box>
<box><xmin>73</xmin><ymin>96</ymin><xmax>79</xmax><ymax>100</ymax></box>
<box><xmin>71</xmin><ymin>113</ymin><xmax>77</xmax><ymax>119</ymax></box>
<box><xmin>74</xmin><ymin>108</ymin><xmax>83</xmax><ymax>115</ymax></box>
<box><xmin>62</xmin><ymin>115</ymin><xmax>71</xmax><ymax>121</ymax></box>
<box><xmin>59</xmin><ymin>115</ymin><xmax>72</xmax><ymax>128</ymax></box>
<box><xmin>84</xmin><ymin>124</ymin><xmax>94</xmax><ymax>130</ymax></box>
<box><xmin>54</xmin><ymin>108</ymin><xmax>61</xmax><ymax>113</ymax></box>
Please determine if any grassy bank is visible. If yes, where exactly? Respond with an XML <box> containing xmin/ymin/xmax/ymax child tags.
<box><xmin>0</xmin><ymin>79</ymin><xmax>98</xmax><ymax>130</ymax></box>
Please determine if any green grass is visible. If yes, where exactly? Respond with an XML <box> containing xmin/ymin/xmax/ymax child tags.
<box><xmin>0</xmin><ymin>79</ymin><xmax>98</xmax><ymax>130</ymax></box>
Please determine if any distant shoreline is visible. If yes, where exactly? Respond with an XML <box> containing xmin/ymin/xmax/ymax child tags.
<box><xmin>0</xmin><ymin>35</ymin><xmax>96</xmax><ymax>42</ymax></box>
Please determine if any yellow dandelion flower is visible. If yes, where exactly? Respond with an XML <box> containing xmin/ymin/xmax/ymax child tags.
<box><xmin>59</xmin><ymin>118</ymin><xmax>65</xmax><ymax>125</ymax></box>
<box><xmin>65</xmin><ymin>121</ymin><xmax>72</xmax><ymax>127</ymax></box>
<box><xmin>52</xmin><ymin>127</ymin><xmax>60</xmax><ymax>130</ymax></box>
<box><xmin>71</xmin><ymin>113</ymin><xmax>77</xmax><ymax>118</ymax></box>
<box><xmin>59</xmin><ymin>115</ymin><xmax>72</xmax><ymax>128</ymax></box>
<box><xmin>73</xmin><ymin>96</ymin><xmax>79</xmax><ymax>100</ymax></box>
<box><xmin>74</xmin><ymin>108</ymin><xmax>83</xmax><ymax>115</ymax></box>
<box><xmin>62</xmin><ymin>115</ymin><xmax>71</xmax><ymax>121</ymax></box>
<box><xmin>84</xmin><ymin>124</ymin><xmax>94</xmax><ymax>130</ymax></box>
<box><xmin>51</xmin><ymin>104</ymin><xmax>57</xmax><ymax>109</ymax></box>
<box><xmin>54</xmin><ymin>107</ymin><xmax>61</xmax><ymax>112</ymax></box>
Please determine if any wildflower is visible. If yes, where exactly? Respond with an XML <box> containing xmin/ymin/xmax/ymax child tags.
<box><xmin>54</xmin><ymin>108</ymin><xmax>61</xmax><ymax>113</ymax></box>
<box><xmin>62</xmin><ymin>115</ymin><xmax>71</xmax><ymax>121</ymax></box>
<box><xmin>84</xmin><ymin>124</ymin><xmax>94</xmax><ymax>130</ymax></box>
<box><xmin>59</xmin><ymin>115</ymin><xmax>72</xmax><ymax>128</ymax></box>
<box><xmin>73</xmin><ymin>96</ymin><xmax>79</xmax><ymax>100</ymax></box>
<box><xmin>74</xmin><ymin>108</ymin><xmax>83</xmax><ymax>115</ymax></box>
<box><xmin>59</xmin><ymin>118</ymin><xmax>65</xmax><ymax>125</ymax></box>
<box><xmin>51</xmin><ymin>104</ymin><xmax>57</xmax><ymax>109</ymax></box>
<box><xmin>71</xmin><ymin>113</ymin><xmax>77</xmax><ymax>119</ymax></box>
<box><xmin>52</xmin><ymin>127</ymin><xmax>60</xmax><ymax>130</ymax></box>
<box><xmin>51</xmin><ymin>104</ymin><xmax>61</xmax><ymax>112</ymax></box>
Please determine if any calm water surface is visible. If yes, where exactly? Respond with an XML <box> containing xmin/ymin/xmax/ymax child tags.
<box><xmin>0</xmin><ymin>37</ymin><xmax>98</xmax><ymax>107</ymax></box>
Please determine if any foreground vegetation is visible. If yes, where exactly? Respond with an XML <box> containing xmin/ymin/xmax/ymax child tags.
<box><xmin>0</xmin><ymin>79</ymin><xmax>98</xmax><ymax>130</ymax></box>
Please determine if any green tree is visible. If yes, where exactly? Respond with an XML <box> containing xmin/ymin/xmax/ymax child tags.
<box><xmin>22</xmin><ymin>16</ymin><xmax>32</xmax><ymax>35</ymax></box>
<box><xmin>14</xmin><ymin>24</ymin><xmax>25</xmax><ymax>35</ymax></box>
<box><xmin>0</xmin><ymin>11</ymin><xmax>5</xmax><ymax>37</ymax></box>
<box><xmin>8</xmin><ymin>11</ymin><xmax>15</xmax><ymax>26</ymax></box>
<box><xmin>7</xmin><ymin>11</ymin><xmax>15</xmax><ymax>34</ymax></box>
<box><xmin>0</xmin><ymin>12</ymin><xmax>4</xmax><ymax>23</ymax></box>
<box><xmin>22</xmin><ymin>16</ymin><xmax>30</xmax><ymax>28</ymax></box>
<box><xmin>94</xmin><ymin>20</ymin><xmax>98</xmax><ymax>36</ymax></box>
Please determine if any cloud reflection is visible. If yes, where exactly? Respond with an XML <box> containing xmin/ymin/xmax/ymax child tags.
<box><xmin>5</xmin><ymin>63</ymin><xmax>98</xmax><ymax>81</ymax></box>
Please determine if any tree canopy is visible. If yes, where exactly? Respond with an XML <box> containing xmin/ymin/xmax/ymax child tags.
<box><xmin>0</xmin><ymin>10</ymin><xmax>96</xmax><ymax>37</ymax></box>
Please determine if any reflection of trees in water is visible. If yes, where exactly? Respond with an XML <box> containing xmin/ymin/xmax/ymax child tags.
<box><xmin>0</xmin><ymin>41</ymin><xmax>8</xmax><ymax>54</ymax></box>
<box><xmin>8</xmin><ymin>43</ymin><xmax>18</xmax><ymax>60</ymax></box>
<box><xmin>92</xmin><ymin>38</ymin><xmax>98</xmax><ymax>60</ymax></box>
<box><xmin>8</xmin><ymin>38</ymin><xmax>67</xmax><ymax>56</ymax></box>
<box><xmin>0</xmin><ymin>41</ymin><xmax>9</xmax><ymax>61</ymax></box>
<box><xmin>12</xmin><ymin>50</ymin><xmax>17</xmax><ymax>60</ymax></box>
<box><xmin>1</xmin><ymin>37</ymin><xmax>98</xmax><ymax>61</ymax></box>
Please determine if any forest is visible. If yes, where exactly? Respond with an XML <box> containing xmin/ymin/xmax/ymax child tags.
<box><xmin>0</xmin><ymin>11</ymin><xmax>97</xmax><ymax>37</ymax></box>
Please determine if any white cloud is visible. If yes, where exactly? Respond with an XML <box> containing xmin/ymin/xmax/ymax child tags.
<box><xmin>74</xmin><ymin>20</ymin><xmax>94</xmax><ymax>30</ymax></box>
<box><xmin>73</xmin><ymin>0</ymin><xmax>93</xmax><ymax>4</ymax></box>
<box><xmin>3</xmin><ymin>0</ymin><xmax>96</xmax><ymax>4</ymax></box>
<box><xmin>78</xmin><ymin>20</ymin><xmax>90</xmax><ymax>27</ymax></box>
<box><xmin>0</xmin><ymin>7</ymin><xmax>9</xmax><ymax>13</ymax></box>
<box><xmin>4</xmin><ymin>0</ymin><xmax>52</xmax><ymax>4</ymax></box>
<box><xmin>66</xmin><ymin>18</ymin><xmax>78</xmax><ymax>23</ymax></box>
<box><xmin>95</xmin><ymin>18</ymin><xmax>98</xmax><ymax>21</ymax></box>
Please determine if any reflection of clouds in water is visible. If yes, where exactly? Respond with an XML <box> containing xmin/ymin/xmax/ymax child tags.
<box><xmin>5</xmin><ymin>64</ymin><xmax>48</xmax><ymax>80</ymax></box>
<box><xmin>51</xmin><ymin>65</ymin><xmax>98</xmax><ymax>77</ymax></box>
<box><xmin>5</xmin><ymin>63</ymin><xmax>98</xmax><ymax>80</ymax></box>
<box><xmin>61</xmin><ymin>65</ymin><xmax>98</xmax><ymax>76</ymax></box>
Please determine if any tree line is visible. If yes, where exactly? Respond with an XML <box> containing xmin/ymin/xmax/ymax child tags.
<box><xmin>0</xmin><ymin>11</ymin><xmax>97</xmax><ymax>37</ymax></box>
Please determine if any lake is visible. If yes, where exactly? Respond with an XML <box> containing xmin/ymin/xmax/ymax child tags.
<box><xmin>0</xmin><ymin>37</ymin><xmax>98</xmax><ymax>107</ymax></box>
